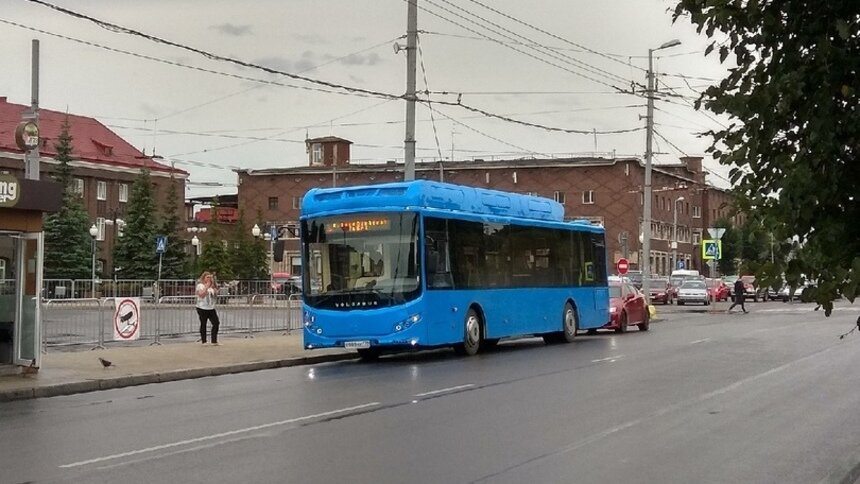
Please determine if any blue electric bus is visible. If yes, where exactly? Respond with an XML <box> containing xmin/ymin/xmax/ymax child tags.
<box><xmin>300</xmin><ymin>180</ymin><xmax>609</xmax><ymax>359</ymax></box>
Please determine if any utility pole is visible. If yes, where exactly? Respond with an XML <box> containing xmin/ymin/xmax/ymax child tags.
<box><xmin>403</xmin><ymin>0</ymin><xmax>418</xmax><ymax>181</ymax></box>
<box><xmin>23</xmin><ymin>39</ymin><xmax>41</xmax><ymax>181</ymax></box>
<box><xmin>641</xmin><ymin>39</ymin><xmax>680</xmax><ymax>303</ymax></box>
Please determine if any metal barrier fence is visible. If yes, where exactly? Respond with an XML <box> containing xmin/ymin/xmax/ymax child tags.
<box><xmin>40</xmin><ymin>293</ymin><xmax>304</xmax><ymax>350</ymax></box>
<box><xmin>43</xmin><ymin>279</ymin><xmax>299</xmax><ymax>301</ymax></box>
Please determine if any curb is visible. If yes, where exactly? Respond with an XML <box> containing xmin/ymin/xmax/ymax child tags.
<box><xmin>0</xmin><ymin>352</ymin><xmax>358</xmax><ymax>402</ymax></box>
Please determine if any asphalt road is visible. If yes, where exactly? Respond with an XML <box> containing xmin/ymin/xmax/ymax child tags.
<box><xmin>3</xmin><ymin>301</ymin><xmax>860</xmax><ymax>484</ymax></box>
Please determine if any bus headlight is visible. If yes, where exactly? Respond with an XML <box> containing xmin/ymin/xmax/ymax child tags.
<box><xmin>303</xmin><ymin>311</ymin><xmax>315</xmax><ymax>326</ymax></box>
<box><xmin>394</xmin><ymin>313</ymin><xmax>421</xmax><ymax>332</ymax></box>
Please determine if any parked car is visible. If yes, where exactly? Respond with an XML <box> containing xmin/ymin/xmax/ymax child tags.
<box><xmin>272</xmin><ymin>272</ymin><xmax>302</xmax><ymax>295</ymax></box>
<box><xmin>723</xmin><ymin>275</ymin><xmax>740</xmax><ymax>298</ymax></box>
<box><xmin>676</xmin><ymin>280</ymin><xmax>710</xmax><ymax>306</ymax></box>
<box><xmin>647</xmin><ymin>277</ymin><xmax>672</xmax><ymax>305</ymax></box>
<box><xmin>667</xmin><ymin>276</ymin><xmax>685</xmax><ymax>302</ymax></box>
<box><xmin>625</xmin><ymin>270</ymin><xmax>643</xmax><ymax>289</ymax></box>
<box><xmin>779</xmin><ymin>280</ymin><xmax>813</xmax><ymax>302</ymax></box>
<box><xmin>598</xmin><ymin>282</ymin><xmax>650</xmax><ymax>333</ymax></box>
<box><xmin>740</xmin><ymin>275</ymin><xmax>761</xmax><ymax>301</ymax></box>
<box><xmin>705</xmin><ymin>278</ymin><xmax>730</xmax><ymax>302</ymax></box>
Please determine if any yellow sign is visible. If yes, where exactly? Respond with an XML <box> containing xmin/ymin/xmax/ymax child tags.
<box><xmin>702</xmin><ymin>239</ymin><xmax>722</xmax><ymax>260</ymax></box>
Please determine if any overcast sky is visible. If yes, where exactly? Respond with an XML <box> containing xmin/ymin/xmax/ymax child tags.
<box><xmin>0</xmin><ymin>0</ymin><xmax>733</xmax><ymax>197</ymax></box>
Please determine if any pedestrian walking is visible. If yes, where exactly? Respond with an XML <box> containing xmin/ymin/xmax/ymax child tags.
<box><xmin>727</xmin><ymin>278</ymin><xmax>748</xmax><ymax>314</ymax></box>
<box><xmin>196</xmin><ymin>271</ymin><xmax>221</xmax><ymax>344</ymax></box>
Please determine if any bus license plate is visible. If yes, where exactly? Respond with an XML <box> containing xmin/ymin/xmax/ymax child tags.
<box><xmin>344</xmin><ymin>340</ymin><xmax>371</xmax><ymax>349</ymax></box>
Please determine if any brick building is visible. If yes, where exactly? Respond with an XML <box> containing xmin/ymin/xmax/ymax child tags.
<box><xmin>0</xmin><ymin>96</ymin><xmax>188</xmax><ymax>277</ymax></box>
<box><xmin>237</xmin><ymin>136</ymin><xmax>740</xmax><ymax>277</ymax></box>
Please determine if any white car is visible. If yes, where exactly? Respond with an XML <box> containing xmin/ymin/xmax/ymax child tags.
<box><xmin>779</xmin><ymin>281</ymin><xmax>812</xmax><ymax>302</ymax></box>
<box><xmin>676</xmin><ymin>280</ymin><xmax>710</xmax><ymax>306</ymax></box>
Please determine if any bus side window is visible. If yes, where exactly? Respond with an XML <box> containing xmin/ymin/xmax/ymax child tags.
<box><xmin>424</xmin><ymin>218</ymin><xmax>454</xmax><ymax>289</ymax></box>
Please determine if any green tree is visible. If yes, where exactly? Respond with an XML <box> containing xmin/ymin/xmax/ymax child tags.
<box><xmin>197</xmin><ymin>200</ymin><xmax>233</xmax><ymax>279</ymax></box>
<box><xmin>43</xmin><ymin>117</ymin><xmax>92</xmax><ymax>279</ymax></box>
<box><xmin>113</xmin><ymin>169</ymin><xmax>159</xmax><ymax>279</ymax></box>
<box><xmin>229</xmin><ymin>210</ymin><xmax>269</xmax><ymax>280</ymax></box>
<box><xmin>157</xmin><ymin>174</ymin><xmax>187</xmax><ymax>279</ymax></box>
<box><xmin>712</xmin><ymin>217</ymin><xmax>739</xmax><ymax>275</ymax></box>
<box><xmin>674</xmin><ymin>1</ymin><xmax>860</xmax><ymax>314</ymax></box>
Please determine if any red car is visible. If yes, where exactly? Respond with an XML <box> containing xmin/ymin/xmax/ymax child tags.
<box><xmin>705</xmin><ymin>278</ymin><xmax>730</xmax><ymax>302</ymax></box>
<box><xmin>599</xmin><ymin>282</ymin><xmax>650</xmax><ymax>333</ymax></box>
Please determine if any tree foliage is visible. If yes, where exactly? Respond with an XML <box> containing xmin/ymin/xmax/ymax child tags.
<box><xmin>197</xmin><ymin>200</ymin><xmax>233</xmax><ymax>280</ymax></box>
<box><xmin>43</xmin><ymin>117</ymin><xmax>92</xmax><ymax>279</ymax></box>
<box><xmin>157</xmin><ymin>175</ymin><xmax>187</xmax><ymax>279</ymax></box>
<box><xmin>674</xmin><ymin>1</ymin><xmax>860</xmax><ymax>314</ymax></box>
<box><xmin>229</xmin><ymin>210</ymin><xmax>269</xmax><ymax>280</ymax></box>
<box><xmin>113</xmin><ymin>169</ymin><xmax>158</xmax><ymax>279</ymax></box>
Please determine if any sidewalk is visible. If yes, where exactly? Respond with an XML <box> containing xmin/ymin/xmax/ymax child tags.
<box><xmin>0</xmin><ymin>332</ymin><xmax>355</xmax><ymax>402</ymax></box>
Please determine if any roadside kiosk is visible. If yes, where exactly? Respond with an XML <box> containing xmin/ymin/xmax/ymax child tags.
<box><xmin>0</xmin><ymin>123</ymin><xmax>62</xmax><ymax>374</ymax></box>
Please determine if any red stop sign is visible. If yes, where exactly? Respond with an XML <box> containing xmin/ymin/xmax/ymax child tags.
<box><xmin>616</xmin><ymin>258</ymin><xmax>629</xmax><ymax>275</ymax></box>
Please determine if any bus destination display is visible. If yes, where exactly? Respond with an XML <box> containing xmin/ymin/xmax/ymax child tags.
<box><xmin>325</xmin><ymin>218</ymin><xmax>390</xmax><ymax>233</ymax></box>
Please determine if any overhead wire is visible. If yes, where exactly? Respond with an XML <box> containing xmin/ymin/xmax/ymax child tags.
<box><xmin>9</xmin><ymin>4</ymin><xmax>643</xmax><ymax>140</ymax></box>
<box><xmin>22</xmin><ymin>0</ymin><xmax>404</xmax><ymax>101</ymax></box>
<box><xmin>417</xmin><ymin>34</ymin><xmax>444</xmax><ymax>160</ymax></box>
<box><xmin>0</xmin><ymin>17</ymin><xmax>390</xmax><ymax>101</ymax></box>
<box><xmin>413</xmin><ymin>0</ymin><xmax>631</xmax><ymax>93</ymax></box>
<box><xmin>431</xmin><ymin>0</ymin><xmax>634</xmax><ymax>85</ymax></box>
<box><xmin>461</xmin><ymin>0</ymin><xmax>648</xmax><ymax>73</ymax></box>
<box><xmin>427</xmin><ymin>104</ymin><xmax>548</xmax><ymax>158</ymax></box>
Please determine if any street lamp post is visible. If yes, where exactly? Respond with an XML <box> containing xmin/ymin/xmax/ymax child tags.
<box><xmin>642</xmin><ymin>38</ymin><xmax>681</xmax><ymax>303</ymax></box>
<box><xmin>190</xmin><ymin>235</ymin><xmax>200</xmax><ymax>275</ymax></box>
<box><xmin>105</xmin><ymin>216</ymin><xmax>124</xmax><ymax>298</ymax></box>
<box><xmin>187</xmin><ymin>226</ymin><xmax>207</xmax><ymax>276</ymax></box>
<box><xmin>672</xmin><ymin>196</ymin><xmax>685</xmax><ymax>272</ymax></box>
<box><xmin>89</xmin><ymin>223</ymin><xmax>98</xmax><ymax>298</ymax></box>
<box><xmin>252</xmin><ymin>224</ymin><xmax>274</xmax><ymax>294</ymax></box>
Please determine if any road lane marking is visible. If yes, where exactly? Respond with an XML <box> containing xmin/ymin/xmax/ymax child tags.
<box><xmin>414</xmin><ymin>384</ymin><xmax>474</xmax><ymax>397</ymax></box>
<box><xmin>591</xmin><ymin>355</ymin><xmax>624</xmax><ymax>363</ymax></box>
<box><xmin>691</xmin><ymin>338</ymin><xmax>711</xmax><ymax>344</ymax></box>
<box><xmin>472</xmin><ymin>343</ymin><xmax>841</xmax><ymax>482</ymax></box>
<box><xmin>59</xmin><ymin>402</ymin><xmax>380</xmax><ymax>469</ymax></box>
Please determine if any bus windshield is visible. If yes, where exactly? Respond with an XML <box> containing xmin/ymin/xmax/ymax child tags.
<box><xmin>302</xmin><ymin>212</ymin><xmax>420</xmax><ymax>309</ymax></box>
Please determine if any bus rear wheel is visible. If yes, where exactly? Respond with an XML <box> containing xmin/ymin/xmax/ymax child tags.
<box><xmin>454</xmin><ymin>308</ymin><xmax>482</xmax><ymax>356</ymax></box>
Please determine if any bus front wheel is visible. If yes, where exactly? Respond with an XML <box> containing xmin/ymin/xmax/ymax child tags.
<box><xmin>454</xmin><ymin>308</ymin><xmax>482</xmax><ymax>356</ymax></box>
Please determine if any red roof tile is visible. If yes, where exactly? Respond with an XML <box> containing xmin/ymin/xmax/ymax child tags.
<box><xmin>0</xmin><ymin>96</ymin><xmax>185</xmax><ymax>175</ymax></box>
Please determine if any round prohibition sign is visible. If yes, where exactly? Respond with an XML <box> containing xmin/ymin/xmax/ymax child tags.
<box><xmin>114</xmin><ymin>298</ymin><xmax>140</xmax><ymax>340</ymax></box>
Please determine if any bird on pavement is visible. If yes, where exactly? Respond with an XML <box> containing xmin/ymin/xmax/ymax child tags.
<box><xmin>98</xmin><ymin>357</ymin><xmax>114</xmax><ymax>368</ymax></box>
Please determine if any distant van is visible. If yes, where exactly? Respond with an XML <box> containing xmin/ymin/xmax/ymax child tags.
<box><xmin>671</xmin><ymin>269</ymin><xmax>701</xmax><ymax>278</ymax></box>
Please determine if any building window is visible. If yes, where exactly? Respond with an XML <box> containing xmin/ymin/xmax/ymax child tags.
<box><xmin>582</xmin><ymin>190</ymin><xmax>594</xmax><ymax>204</ymax></box>
<box><xmin>292</xmin><ymin>197</ymin><xmax>301</xmax><ymax>209</ymax></box>
<box><xmin>0</xmin><ymin>258</ymin><xmax>5</xmax><ymax>280</ymax></box>
<box><xmin>554</xmin><ymin>191</ymin><xmax>566</xmax><ymax>205</ymax></box>
<box><xmin>119</xmin><ymin>183</ymin><xmax>129</xmax><ymax>203</ymax></box>
<box><xmin>96</xmin><ymin>217</ymin><xmax>106</xmax><ymax>241</ymax></box>
<box><xmin>692</xmin><ymin>206</ymin><xmax>702</xmax><ymax>218</ymax></box>
<box><xmin>73</xmin><ymin>178</ymin><xmax>84</xmax><ymax>195</ymax></box>
<box><xmin>268</xmin><ymin>197</ymin><xmax>279</xmax><ymax>210</ymax></box>
<box><xmin>640</xmin><ymin>193</ymin><xmax>644</xmax><ymax>205</ymax></box>
<box><xmin>96</xmin><ymin>181</ymin><xmax>107</xmax><ymax>201</ymax></box>
<box><xmin>692</xmin><ymin>230</ymin><xmax>702</xmax><ymax>245</ymax></box>
<box><xmin>311</xmin><ymin>143</ymin><xmax>323</xmax><ymax>165</ymax></box>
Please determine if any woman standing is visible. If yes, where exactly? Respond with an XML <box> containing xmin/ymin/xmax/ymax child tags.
<box><xmin>196</xmin><ymin>271</ymin><xmax>221</xmax><ymax>345</ymax></box>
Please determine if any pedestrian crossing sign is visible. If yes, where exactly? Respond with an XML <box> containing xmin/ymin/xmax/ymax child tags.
<box><xmin>702</xmin><ymin>239</ymin><xmax>721</xmax><ymax>260</ymax></box>
<box><xmin>155</xmin><ymin>235</ymin><xmax>168</xmax><ymax>254</ymax></box>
